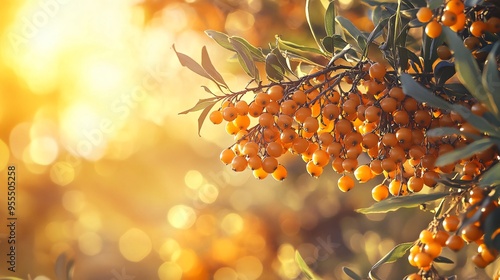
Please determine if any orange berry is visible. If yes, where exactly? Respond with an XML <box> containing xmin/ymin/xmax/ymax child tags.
<box><xmin>267</xmin><ymin>85</ymin><xmax>284</xmax><ymax>101</ymax></box>
<box><xmin>437</xmin><ymin>45</ymin><xmax>452</xmax><ymax>60</ymax></box>
<box><xmin>322</xmin><ymin>104</ymin><xmax>340</xmax><ymax>120</ymax></box>
<box><xmin>414</xmin><ymin>252</ymin><xmax>433</xmax><ymax>268</ymax></box>
<box><xmin>470</xmin><ymin>21</ymin><xmax>487</xmax><ymax>37</ymax></box>
<box><xmin>419</xmin><ymin>229</ymin><xmax>434</xmax><ymax>244</ymax></box>
<box><xmin>441</xmin><ymin>11</ymin><xmax>457</xmax><ymax>27</ymax></box>
<box><xmin>235</xmin><ymin>100</ymin><xmax>249</xmax><ymax>115</ymax></box>
<box><xmin>295</xmin><ymin>107</ymin><xmax>312</xmax><ymax>123</ymax></box>
<box><xmin>354</xmin><ymin>164</ymin><xmax>373</xmax><ymax>183</ymax></box>
<box><xmin>407</xmin><ymin>273</ymin><xmax>422</xmax><ymax>280</ymax></box>
<box><xmin>369</xmin><ymin>62</ymin><xmax>387</xmax><ymax>80</ymax></box>
<box><xmin>247</xmin><ymin>155</ymin><xmax>262</xmax><ymax>170</ymax></box>
<box><xmin>292</xmin><ymin>90</ymin><xmax>307</xmax><ymax>105</ymax></box>
<box><xmin>248</xmin><ymin>102</ymin><xmax>264</xmax><ymax>117</ymax></box>
<box><xmin>425</xmin><ymin>20</ymin><xmax>442</xmax><ymax>38</ymax></box>
<box><xmin>252</xmin><ymin>167</ymin><xmax>268</xmax><ymax>179</ymax></box>
<box><xmin>231</xmin><ymin>156</ymin><xmax>248</xmax><ymax>172</ymax></box>
<box><xmin>306</xmin><ymin>160</ymin><xmax>323</xmax><ymax>178</ymax></box>
<box><xmin>424</xmin><ymin>241</ymin><xmax>442</xmax><ymax>258</ymax></box>
<box><xmin>255</xmin><ymin>92</ymin><xmax>271</xmax><ymax>107</ymax></box>
<box><xmin>380</xmin><ymin>97</ymin><xmax>398</xmax><ymax>113</ymax></box>
<box><xmin>234</xmin><ymin>115</ymin><xmax>250</xmax><ymax>130</ymax></box>
<box><xmin>443</xmin><ymin>215</ymin><xmax>460</xmax><ymax>232</ymax></box>
<box><xmin>272</xmin><ymin>164</ymin><xmax>288</xmax><ymax>181</ymax></box>
<box><xmin>261</xmin><ymin>156</ymin><xmax>279</xmax><ymax>173</ymax></box>
<box><xmin>312</xmin><ymin>149</ymin><xmax>330</xmax><ymax>167</ymax></box>
<box><xmin>472</xmin><ymin>253</ymin><xmax>489</xmax><ymax>268</ymax></box>
<box><xmin>389</xmin><ymin>179</ymin><xmax>403</xmax><ymax>196</ymax></box>
<box><xmin>450</xmin><ymin>13</ymin><xmax>466</xmax><ymax>32</ymax></box>
<box><xmin>417</xmin><ymin>7</ymin><xmax>433</xmax><ymax>23</ymax></box>
<box><xmin>434</xmin><ymin>230</ymin><xmax>450</xmax><ymax>247</ymax></box>
<box><xmin>242</xmin><ymin>142</ymin><xmax>259</xmax><ymax>157</ymax></box>
<box><xmin>291</xmin><ymin>137</ymin><xmax>310</xmax><ymax>154</ymax></box>
<box><xmin>280</xmin><ymin>100</ymin><xmax>298</xmax><ymax>115</ymax></box>
<box><xmin>364</xmin><ymin>106</ymin><xmax>381</xmax><ymax>123</ymax></box>
<box><xmin>381</xmin><ymin>158</ymin><xmax>397</xmax><ymax>172</ymax></box>
<box><xmin>280</xmin><ymin>128</ymin><xmax>298</xmax><ymax>144</ymax></box>
<box><xmin>372</xmin><ymin>184</ymin><xmax>389</xmax><ymax>201</ymax></box>
<box><xmin>446</xmin><ymin>235</ymin><xmax>464</xmax><ymax>251</ymax></box>
<box><xmin>487</xmin><ymin>17</ymin><xmax>500</xmax><ymax>33</ymax></box>
<box><xmin>220</xmin><ymin>148</ymin><xmax>236</xmax><ymax>165</ymax></box>
<box><xmin>223</xmin><ymin>106</ymin><xmax>238</xmax><ymax>121</ymax></box>
<box><xmin>338</xmin><ymin>174</ymin><xmax>355</xmax><ymax>192</ymax></box>
<box><xmin>461</xmin><ymin>224</ymin><xmax>483</xmax><ymax>242</ymax></box>
<box><xmin>303</xmin><ymin>116</ymin><xmax>319</xmax><ymax>133</ymax></box>
<box><xmin>445</xmin><ymin>0</ymin><xmax>464</xmax><ymax>15</ymax></box>
<box><xmin>266</xmin><ymin>142</ymin><xmax>283</xmax><ymax>158</ymax></box>
<box><xmin>408</xmin><ymin>176</ymin><xmax>424</xmax><ymax>192</ymax></box>
<box><xmin>210</xmin><ymin>110</ymin><xmax>224</xmax><ymax>124</ymax></box>
<box><xmin>342</xmin><ymin>158</ymin><xmax>358</xmax><ymax>173</ymax></box>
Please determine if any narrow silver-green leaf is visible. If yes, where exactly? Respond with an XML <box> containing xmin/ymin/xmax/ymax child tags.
<box><xmin>179</xmin><ymin>98</ymin><xmax>218</xmax><ymax>115</ymax></box>
<box><xmin>450</xmin><ymin>104</ymin><xmax>500</xmax><ymax>136</ymax></box>
<box><xmin>435</xmin><ymin>138</ymin><xmax>495</xmax><ymax>167</ymax></box>
<box><xmin>325</xmin><ymin>1</ymin><xmax>336</xmax><ymax>36</ymax></box>
<box><xmin>427</xmin><ymin>127</ymin><xmax>481</xmax><ymax>141</ymax></box>
<box><xmin>482</xmin><ymin>40</ymin><xmax>500</xmax><ymax>119</ymax></box>
<box><xmin>479</xmin><ymin>162</ymin><xmax>500</xmax><ymax>188</ymax></box>
<box><xmin>229</xmin><ymin>38</ymin><xmax>259</xmax><ymax>81</ymax></box>
<box><xmin>173</xmin><ymin>45</ymin><xmax>217</xmax><ymax>83</ymax></box>
<box><xmin>230</xmin><ymin>36</ymin><xmax>265</xmax><ymax>62</ymax></box>
<box><xmin>197</xmin><ymin>101</ymin><xmax>217</xmax><ymax>136</ymax></box>
<box><xmin>201</xmin><ymin>46</ymin><xmax>227</xmax><ymax>87</ymax></box>
<box><xmin>442</xmin><ymin>27</ymin><xmax>499</xmax><ymax>115</ymax></box>
<box><xmin>370</xmin><ymin>242</ymin><xmax>414</xmax><ymax>273</ymax></box>
<box><xmin>343</xmin><ymin>267</ymin><xmax>362</xmax><ymax>280</ymax></box>
<box><xmin>356</xmin><ymin>192</ymin><xmax>448</xmax><ymax>214</ymax></box>
<box><xmin>306</xmin><ymin>0</ymin><xmax>329</xmax><ymax>53</ymax></box>
<box><xmin>400</xmin><ymin>74</ymin><xmax>452</xmax><ymax>110</ymax></box>
<box><xmin>336</xmin><ymin>16</ymin><xmax>366</xmax><ymax>50</ymax></box>
<box><xmin>204</xmin><ymin>30</ymin><xmax>233</xmax><ymax>51</ymax></box>
<box><xmin>295</xmin><ymin>250</ymin><xmax>322</xmax><ymax>280</ymax></box>
<box><xmin>265</xmin><ymin>53</ymin><xmax>285</xmax><ymax>82</ymax></box>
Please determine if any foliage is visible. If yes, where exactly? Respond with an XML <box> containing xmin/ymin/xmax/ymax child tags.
<box><xmin>176</xmin><ymin>0</ymin><xmax>500</xmax><ymax>278</ymax></box>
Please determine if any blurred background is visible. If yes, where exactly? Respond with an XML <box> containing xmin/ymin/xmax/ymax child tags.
<box><xmin>0</xmin><ymin>0</ymin><xmax>494</xmax><ymax>279</ymax></box>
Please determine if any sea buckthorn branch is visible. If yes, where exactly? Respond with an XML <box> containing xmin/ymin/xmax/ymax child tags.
<box><xmin>177</xmin><ymin>0</ymin><xmax>500</xmax><ymax>278</ymax></box>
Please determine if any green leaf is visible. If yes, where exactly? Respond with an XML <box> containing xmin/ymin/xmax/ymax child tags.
<box><xmin>229</xmin><ymin>38</ymin><xmax>260</xmax><ymax>81</ymax></box>
<box><xmin>179</xmin><ymin>98</ymin><xmax>218</xmax><ymax>115</ymax></box>
<box><xmin>324</xmin><ymin>1</ymin><xmax>336</xmax><ymax>37</ymax></box>
<box><xmin>370</xmin><ymin>242</ymin><xmax>414</xmax><ymax>273</ymax></box>
<box><xmin>306</xmin><ymin>0</ymin><xmax>329</xmax><ymax>53</ymax></box>
<box><xmin>197</xmin><ymin>101</ymin><xmax>217</xmax><ymax>137</ymax></box>
<box><xmin>204</xmin><ymin>30</ymin><xmax>233</xmax><ymax>51</ymax></box>
<box><xmin>450</xmin><ymin>104</ymin><xmax>500</xmax><ymax>136</ymax></box>
<box><xmin>265</xmin><ymin>53</ymin><xmax>285</xmax><ymax>82</ymax></box>
<box><xmin>201</xmin><ymin>46</ymin><xmax>227</xmax><ymax>87</ymax></box>
<box><xmin>400</xmin><ymin>74</ymin><xmax>452</xmax><ymax>110</ymax></box>
<box><xmin>336</xmin><ymin>16</ymin><xmax>366</xmax><ymax>50</ymax></box>
<box><xmin>483</xmin><ymin>207</ymin><xmax>500</xmax><ymax>252</ymax></box>
<box><xmin>271</xmin><ymin>48</ymin><xmax>293</xmax><ymax>75</ymax></box>
<box><xmin>434</xmin><ymin>256</ymin><xmax>454</xmax><ymax>264</ymax></box>
<box><xmin>173</xmin><ymin>45</ymin><xmax>219</xmax><ymax>84</ymax></box>
<box><xmin>230</xmin><ymin>36</ymin><xmax>265</xmax><ymax>62</ymax></box>
<box><xmin>442</xmin><ymin>27</ymin><xmax>499</xmax><ymax>116</ymax></box>
<box><xmin>479</xmin><ymin>162</ymin><xmax>500</xmax><ymax>188</ymax></box>
<box><xmin>295</xmin><ymin>250</ymin><xmax>322</xmax><ymax>280</ymax></box>
<box><xmin>427</xmin><ymin>127</ymin><xmax>481</xmax><ymax>141</ymax></box>
<box><xmin>435</xmin><ymin>138</ymin><xmax>495</xmax><ymax>167</ymax></box>
<box><xmin>356</xmin><ymin>192</ymin><xmax>449</xmax><ymax>214</ymax></box>
<box><xmin>342</xmin><ymin>267</ymin><xmax>362</xmax><ymax>280</ymax></box>
<box><xmin>482</xmin><ymin>41</ymin><xmax>500</xmax><ymax>119</ymax></box>
<box><xmin>428</xmin><ymin>0</ymin><xmax>443</xmax><ymax>9</ymax></box>
<box><xmin>434</xmin><ymin>61</ymin><xmax>456</xmax><ymax>85</ymax></box>
<box><xmin>276</xmin><ymin>36</ymin><xmax>325</xmax><ymax>55</ymax></box>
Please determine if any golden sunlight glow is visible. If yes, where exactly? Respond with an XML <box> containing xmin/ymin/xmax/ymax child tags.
<box><xmin>119</xmin><ymin>228</ymin><xmax>152</xmax><ymax>262</ymax></box>
<box><xmin>168</xmin><ymin>204</ymin><xmax>197</xmax><ymax>230</ymax></box>
<box><xmin>62</xmin><ymin>190</ymin><xmax>86</xmax><ymax>213</ymax></box>
<box><xmin>158</xmin><ymin>261</ymin><xmax>182</xmax><ymax>280</ymax></box>
<box><xmin>78</xmin><ymin>231</ymin><xmax>102</xmax><ymax>256</ymax></box>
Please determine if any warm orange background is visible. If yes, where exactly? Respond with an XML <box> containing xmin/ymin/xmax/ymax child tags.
<box><xmin>0</xmin><ymin>0</ymin><xmax>487</xmax><ymax>279</ymax></box>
